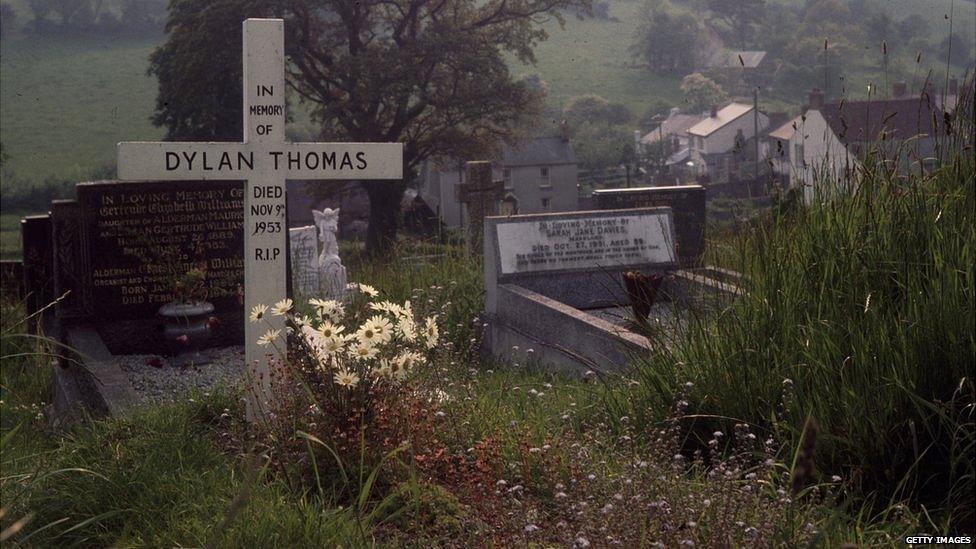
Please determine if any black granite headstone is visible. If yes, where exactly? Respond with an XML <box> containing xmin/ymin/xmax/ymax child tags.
<box><xmin>67</xmin><ymin>180</ymin><xmax>246</xmax><ymax>353</ymax></box>
<box><xmin>20</xmin><ymin>215</ymin><xmax>54</xmax><ymax>321</ymax></box>
<box><xmin>592</xmin><ymin>185</ymin><xmax>706</xmax><ymax>267</ymax></box>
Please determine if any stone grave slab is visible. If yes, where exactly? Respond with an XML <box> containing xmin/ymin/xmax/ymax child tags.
<box><xmin>591</xmin><ymin>185</ymin><xmax>706</xmax><ymax>266</ymax></box>
<box><xmin>483</xmin><ymin>206</ymin><xmax>737</xmax><ymax>374</ymax></box>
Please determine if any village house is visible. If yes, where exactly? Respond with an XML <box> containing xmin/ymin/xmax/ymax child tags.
<box><xmin>637</xmin><ymin>107</ymin><xmax>705</xmax><ymax>178</ymax></box>
<box><xmin>687</xmin><ymin>102</ymin><xmax>770</xmax><ymax>185</ymax></box>
<box><xmin>786</xmin><ymin>82</ymin><xmax>960</xmax><ymax>203</ymax></box>
<box><xmin>419</xmin><ymin>136</ymin><xmax>579</xmax><ymax>229</ymax></box>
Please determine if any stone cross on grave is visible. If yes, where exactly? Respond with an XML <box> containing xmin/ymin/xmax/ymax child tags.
<box><xmin>456</xmin><ymin>161</ymin><xmax>504</xmax><ymax>254</ymax></box>
<box><xmin>116</xmin><ymin>18</ymin><xmax>403</xmax><ymax>420</ymax></box>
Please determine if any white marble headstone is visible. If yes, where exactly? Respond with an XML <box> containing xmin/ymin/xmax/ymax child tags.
<box><xmin>289</xmin><ymin>226</ymin><xmax>319</xmax><ymax>297</ymax></box>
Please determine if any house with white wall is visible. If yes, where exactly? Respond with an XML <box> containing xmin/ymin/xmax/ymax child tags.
<box><xmin>788</xmin><ymin>87</ymin><xmax>949</xmax><ymax>203</ymax></box>
<box><xmin>687</xmin><ymin>102</ymin><xmax>769</xmax><ymax>185</ymax></box>
<box><xmin>419</xmin><ymin>136</ymin><xmax>579</xmax><ymax>229</ymax></box>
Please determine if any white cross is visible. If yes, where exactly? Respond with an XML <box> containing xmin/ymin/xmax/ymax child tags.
<box><xmin>117</xmin><ymin>18</ymin><xmax>403</xmax><ymax>420</ymax></box>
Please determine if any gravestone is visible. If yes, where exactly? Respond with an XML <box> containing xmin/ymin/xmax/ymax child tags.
<box><xmin>115</xmin><ymin>18</ymin><xmax>403</xmax><ymax>419</ymax></box>
<box><xmin>75</xmin><ymin>180</ymin><xmax>246</xmax><ymax>353</ymax></box>
<box><xmin>457</xmin><ymin>161</ymin><xmax>504</xmax><ymax>254</ymax></box>
<box><xmin>289</xmin><ymin>226</ymin><xmax>319</xmax><ymax>298</ymax></box>
<box><xmin>483</xmin><ymin>207</ymin><xmax>679</xmax><ymax>373</ymax></box>
<box><xmin>591</xmin><ymin>185</ymin><xmax>706</xmax><ymax>267</ymax></box>
<box><xmin>21</xmin><ymin>215</ymin><xmax>54</xmax><ymax>325</ymax></box>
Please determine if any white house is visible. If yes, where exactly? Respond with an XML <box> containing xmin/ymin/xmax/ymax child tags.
<box><xmin>788</xmin><ymin>87</ymin><xmax>950</xmax><ymax>203</ymax></box>
<box><xmin>687</xmin><ymin>102</ymin><xmax>769</xmax><ymax>184</ymax></box>
<box><xmin>419</xmin><ymin>136</ymin><xmax>579</xmax><ymax>229</ymax></box>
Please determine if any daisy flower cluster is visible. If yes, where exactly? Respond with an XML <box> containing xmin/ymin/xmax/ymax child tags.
<box><xmin>249</xmin><ymin>284</ymin><xmax>439</xmax><ymax>395</ymax></box>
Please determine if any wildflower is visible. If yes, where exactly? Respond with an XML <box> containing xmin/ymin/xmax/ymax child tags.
<box><xmin>293</xmin><ymin>314</ymin><xmax>312</xmax><ymax>327</ymax></box>
<box><xmin>423</xmin><ymin>316</ymin><xmax>439</xmax><ymax>349</ymax></box>
<box><xmin>320</xmin><ymin>336</ymin><xmax>347</xmax><ymax>357</ymax></box>
<box><xmin>524</xmin><ymin>524</ymin><xmax>540</xmax><ymax>533</ymax></box>
<box><xmin>350</xmin><ymin>341</ymin><xmax>378</xmax><ymax>361</ymax></box>
<box><xmin>573</xmin><ymin>536</ymin><xmax>591</xmax><ymax>548</ymax></box>
<box><xmin>309</xmin><ymin>298</ymin><xmax>344</xmax><ymax>321</ymax></box>
<box><xmin>257</xmin><ymin>328</ymin><xmax>281</xmax><ymax>346</ymax></box>
<box><xmin>249</xmin><ymin>304</ymin><xmax>268</xmax><ymax>323</ymax></box>
<box><xmin>334</xmin><ymin>369</ymin><xmax>360</xmax><ymax>387</ymax></box>
<box><xmin>375</xmin><ymin>359</ymin><xmax>394</xmax><ymax>378</ymax></box>
<box><xmin>317</xmin><ymin>321</ymin><xmax>345</xmax><ymax>340</ymax></box>
<box><xmin>358</xmin><ymin>283</ymin><xmax>379</xmax><ymax>297</ymax></box>
<box><xmin>356</xmin><ymin>317</ymin><xmax>391</xmax><ymax>346</ymax></box>
<box><xmin>397</xmin><ymin>317</ymin><xmax>418</xmax><ymax>341</ymax></box>
<box><xmin>271</xmin><ymin>298</ymin><xmax>293</xmax><ymax>316</ymax></box>
<box><xmin>364</xmin><ymin>315</ymin><xmax>393</xmax><ymax>342</ymax></box>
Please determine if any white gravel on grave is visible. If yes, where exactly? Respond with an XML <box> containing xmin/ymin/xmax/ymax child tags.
<box><xmin>118</xmin><ymin>346</ymin><xmax>246</xmax><ymax>404</ymax></box>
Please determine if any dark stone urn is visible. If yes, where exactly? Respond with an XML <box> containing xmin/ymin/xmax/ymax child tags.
<box><xmin>158</xmin><ymin>301</ymin><xmax>215</xmax><ymax>366</ymax></box>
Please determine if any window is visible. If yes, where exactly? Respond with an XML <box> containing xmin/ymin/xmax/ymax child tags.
<box><xmin>541</xmin><ymin>197</ymin><xmax>551</xmax><ymax>210</ymax></box>
<box><xmin>794</xmin><ymin>142</ymin><xmax>805</xmax><ymax>168</ymax></box>
<box><xmin>503</xmin><ymin>168</ymin><xmax>512</xmax><ymax>190</ymax></box>
<box><xmin>540</xmin><ymin>166</ymin><xmax>551</xmax><ymax>188</ymax></box>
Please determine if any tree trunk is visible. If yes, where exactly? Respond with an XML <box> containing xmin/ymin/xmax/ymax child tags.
<box><xmin>363</xmin><ymin>181</ymin><xmax>404</xmax><ymax>258</ymax></box>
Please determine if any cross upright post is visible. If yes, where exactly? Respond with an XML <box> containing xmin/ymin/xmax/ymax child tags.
<box><xmin>116</xmin><ymin>18</ymin><xmax>403</xmax><ymax>420</ymax></box>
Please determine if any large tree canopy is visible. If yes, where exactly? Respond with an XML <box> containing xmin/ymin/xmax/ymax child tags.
<box><xmin>149</xmin><ymin>0</ymin><xmax>588</xmax><ymax>255</ymax></box>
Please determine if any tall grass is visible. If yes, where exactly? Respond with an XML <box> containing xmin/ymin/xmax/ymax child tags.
<box><xmin>621</xmin><ymin>148</ymin><xmax>975</xmax><ymax>525</ymax></box>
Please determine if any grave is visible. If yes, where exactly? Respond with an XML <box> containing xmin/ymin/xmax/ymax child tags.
<box><xmin>32</xmin><ymin>18</ymin><xmax>403</xmax><ymax>422</ymax></box>
<box><xmin>591</xmin><ymin>185</ymin><xmax>706</xmax><ymax>266</ymax></box>
<box><xmin>289</xmin><ymin>225</ymin><xmax>319</xmax><ymax>297</ymax></box>
<box><xmin>482</xmin><ymin>206</ymin><xmax>737</xmax><ymax>374</ymax></box>
<box><xmin>457</xmin><ymin>161</ymin><xmax>504</xmax><ymax>254</ymax></box>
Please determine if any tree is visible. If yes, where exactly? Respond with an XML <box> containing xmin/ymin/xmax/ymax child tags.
<box><xmin>148</xmin><ymin>1</ymin><xmax>275</xmax><ymax>142</ymax></box>
<box><xmin>706</xmin><ymin>0</ymin><xmax>764</xmax><ymax>47</ymax></box>
<box><xmin>938</xmin><ymin>33</ymin><xmax>974</xmax><ymax>69</ymax></box>
<box><xmin>562</xmin><ymin>95</ymin><xmax>632</xmax><ymax>128</ymax></box>
<box><xmin>281</xmin><ymin>0</ymin><xmax>590</xmax><ymax>255</ymax></box>
<box><xmin>631</xmin><ymin>0</ymin><xmax>702</xmax><ymax>75</ymax></box>
<box><xmin>679</xmin><ymin>72</ymin><xmax>727</xmax><ymax>113</ymax></box>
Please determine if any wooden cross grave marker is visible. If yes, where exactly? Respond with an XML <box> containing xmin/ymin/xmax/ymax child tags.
<box><xmin>117</xmin><ymin>18</ymin><xmax>403</xmax><ymax>420</ymax></box>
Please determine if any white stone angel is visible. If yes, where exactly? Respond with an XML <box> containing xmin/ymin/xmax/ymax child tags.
<box><xmin>312</xmin><ymin>208</ymin><xmax>348</xmax><ymax>300</ymax></box>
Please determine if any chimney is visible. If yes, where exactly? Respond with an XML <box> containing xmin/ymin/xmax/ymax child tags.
<box><xmin>949</xmin><ymin>77</ymin><xmax>958</xmax><ymax>95</ymax></box>
<box><xmin>710</xmin><ymin>105</ymin><xmax>718</xmax><ymax>117</ymax></box>
<box><xmin>808</xmin><ymin>88</ymin><xmax>825</xmax><ymax>110</ymax></box>
<box><xmin>559</xmin><ymin>119</ymin><xmax>569</xmax><ymax>142</ymax></box>
<box><xmin>892</xmin><ymin>81</ymin><xmax>907</xmax><ymax>98</ymax></box>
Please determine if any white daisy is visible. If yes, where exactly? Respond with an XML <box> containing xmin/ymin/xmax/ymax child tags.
<box><xmin>397</xmin><ymin>317</ymin><xmax>418</xmax><ymax>341</ymax></box>
<box><xmin>334</xmin><ymin>369</ymin><xmax>360</xmax><ymax>388</ymax></box>
<box><xmin>423</xmin><ymin>317</ymin><xmax>439</xmax><ymax>349</ymax></box>
<box><xmin>271</xmin><ymin>298</ymin><xmax>293</xmax><ymax>316</ymax></box>
<box><xmin>257</xmin><ymin>328</ymin><xmax>281</xmax><ymax>346</ymax></box>
<box><xmin>358</xmin><ymin>284</ymin><xmax>379</xmax><ymax>298</ymax></box>
<box><xmin>317</xmin><ymin>321</ymin><xmax>345</xmax><ymax>340</ymax></box>
<box><xmin>249</xmin><ymin>304</ymin><xmax>268</xmax><ymax>323</ymax></box>
<box><xmin>350</xmin><ymin>341</ymin><xmax>379</xmax><ymax>361</ymax></box>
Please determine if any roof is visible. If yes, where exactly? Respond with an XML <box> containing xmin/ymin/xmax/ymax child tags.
<box><xmin>768</xmin><ymin>115</ymin><xmax>801</xmax><ymax>141</ymax></box>
<box><xmin>688</xmin><ymin>103</ymin><xmax>754</xmax><ymax>137</ymax></box>
<box><xmin>640</xmin><ymin>114</ymin><xmax>706</xmax><ymax>144</ymax></box>
<box><xmin>708</xmin><ymin>50</ymin><xmax>767</xmax><ymax>69</ymax></box>
<box><xmin>666</xmin><ymin>147</ymin><xmax>691</xmax><ymax>165</ymax></box>
<box><xmin>816</xmin><ymin>96</ymin><xmax>944</xmax><ymax>145</ymax></box>
<box><xmin>502</xmin><ymin>136</ymin><xmax>577</xmax><ymax>167</ymax></box>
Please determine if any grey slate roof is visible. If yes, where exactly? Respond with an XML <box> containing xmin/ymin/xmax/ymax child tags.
<box><xmin>502</xmin><ymin>136</ymin><xmax>578</xmax><ymax>167</ymax></box>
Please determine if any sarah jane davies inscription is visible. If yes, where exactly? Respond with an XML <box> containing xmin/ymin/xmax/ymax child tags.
<box><xmin>495</xmin><ymin>212</ymin><xmax>676</xmax><ymax>275</ymax></box>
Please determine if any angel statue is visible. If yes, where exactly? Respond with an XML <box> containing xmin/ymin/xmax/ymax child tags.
<box><xmin>312</xmin><ymin>208</ymin><xmax>348</xmax><ymax>300</ymax></box>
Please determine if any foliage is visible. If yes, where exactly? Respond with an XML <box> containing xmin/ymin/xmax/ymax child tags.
<box><xmin>631</xmin><ymin>0</ymin><xmax>703</xmax><ymax>76</ymax></box>
<box><xmin>706</xmin><ymin>0</ymin><xmax>764</xmax><ymax>47</ymax></box>
<box><xmin>24</xmin><ymin>0</ymin><xmax>166</xmax><ymax>33</ymax></box>
<box><xmin>147</xmin><ymin>0</ymin><xmax>273</xmax><ymax>142</ymax></box>
<box><xmin>560</xmin><ymin>95</ymin><xmax>636</xmax><ymax>171</ymax></box>
<box><xmin>679</xmin><ymin>72</ymin><xmax>728</xmax><ymax>113</ymax></box>
<box><xmin>619</xmin><ymin>150</ymin><xmax>976</xmax><ymax>528</ymax></box>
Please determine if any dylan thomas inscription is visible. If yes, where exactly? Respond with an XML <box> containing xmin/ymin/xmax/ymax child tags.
<box><xmin>495</xmin><ymin>212</ymin><xmax>676</xmax><ymax>275</ymax></box>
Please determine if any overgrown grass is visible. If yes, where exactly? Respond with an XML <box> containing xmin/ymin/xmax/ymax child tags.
<box><xmin>618</xmin><ymin>151</ymin><xmax>975</xmax><ymax>528</ymax></box>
